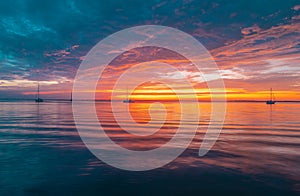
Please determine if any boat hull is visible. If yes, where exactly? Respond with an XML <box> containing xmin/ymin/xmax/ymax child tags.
<box><xmin>266</xmin><ymin>100</ymin><xmax>275</xmax><ymax>104</ymax></box>
<box><xmin>35</xmin><ymin>98</ymin><xmax>44</xmax><ymax>102</ymax></box>
<box><xmin>123</xmin><ymin>100</ymin><xmax>134</xmax><ymax>103</ymax></box>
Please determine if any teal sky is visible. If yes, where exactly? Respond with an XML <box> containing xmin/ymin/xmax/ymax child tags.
<box><xmin>0</xmin><ymin>0</ymin><xmax>300</xmax><ymax>99</ymax></box>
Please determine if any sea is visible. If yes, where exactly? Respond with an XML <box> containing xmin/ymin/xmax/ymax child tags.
<box><xmin>0</xmin><ymin>100</ymin><xmax>299</xmax><ymax>195</ymax></box>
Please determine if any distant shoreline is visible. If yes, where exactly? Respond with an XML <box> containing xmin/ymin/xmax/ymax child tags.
<box><xmin>0</xmin><ymin>98</ymin><xmax>299</xmax><ymax>103</ymax></box>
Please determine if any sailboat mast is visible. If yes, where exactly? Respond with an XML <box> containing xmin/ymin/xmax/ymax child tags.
<box><xmin>37</xmin><ymin>83</ymin><xmax>40</xmax><ymax>99</ymax></box>
<box><xmin>271</xmin><ymin>88</ymin><xmax>273</xmax><ymax>101</ymax></box>
<box><xmin>266</xmin><ymin>88</ymin><xmax>275</xmax><ymax>104</ymax></box>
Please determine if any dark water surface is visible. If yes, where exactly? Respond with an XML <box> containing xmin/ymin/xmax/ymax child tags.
<box><xmin>0</xmin><ymin>101</ymin><xmax>300</xmax><ymax>195</ymax></box>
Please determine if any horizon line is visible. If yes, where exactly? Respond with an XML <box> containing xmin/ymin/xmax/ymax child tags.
<box><xmin>0</xmin><ymin>98</ymin><xmax>299</xmax><ymax>103</ymax></box>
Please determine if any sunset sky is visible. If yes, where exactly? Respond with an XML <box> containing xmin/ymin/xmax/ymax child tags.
<box><xmin>0</xmin><ymin>0</ymin><xmax>300</xmax><ymax>100</ymax></box>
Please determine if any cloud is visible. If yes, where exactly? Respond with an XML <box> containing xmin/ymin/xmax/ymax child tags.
<box><xmin>210</xmin><ymin>21</ymin><xmax>300</xmax><ymax>92</ymax></box>
<box><xmin>0</xmin><ymin>17</ymin><xmax>55</xmax><ymax>37</ymax></box>
<box><xmin>0</xmin><ymin>79</ymin><xmax>59</xmax><ymax>87</ymax></box>
<box><xmin>241</xmin><ymin>25</ymin><xmax>261</xmax><ymax>35</ymax></box>
<box><xmin>212</xmin><ymin>22</ymin><xmax>300</xmax><ymax>70</ymax></box>
<box><xmin>293</xmin><ymin>5</ymin><xmax>300</xmax><ymax>11</ymax></box>
<box><xmin>219</xmin><ymin>69</ymin><xmax>249</xmax><ymax>80</ymax></box>
<box><xmin>292</xmin><ymin>15</ymin><xmax>300</xmax><ymax>20</ymax></box>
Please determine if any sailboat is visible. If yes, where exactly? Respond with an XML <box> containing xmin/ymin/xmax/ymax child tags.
<box><xmin>35</xmin><ymin>83</ymin><xmax>43</xmax><ymax>102</ymax></box>
<box><xmin>70</xmin><ymin>91</ymin><xmax>72</xmax><ymax>102</ymax></box>
<box><xmin>123</xmin><ymin>87</ymin><xmax>134</xmax><ymax>103</ymax></box>
<box><xmin>266</xmin><ymin>88</ymin><xmax>275</xmax><ymax>104</ymax></box>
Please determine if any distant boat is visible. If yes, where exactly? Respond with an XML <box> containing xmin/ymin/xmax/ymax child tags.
<box><xmin>266</xmin><ymin>88</ymin><xmax>275</xmax><ymax>105</ymax></box>
<box><xmin>123</xmin><ymin>87</ymin><xmax>134</xmax><ymax>103</ymax></box>
<box><xmin>35</xmin><ymin>83</ymin><xmax>43</xmax><ymax>103</ymax></box>
<box><xmin>123</xmin><ymin>99</ymin><xmax>134</xmax><ymax>103</ymax></box>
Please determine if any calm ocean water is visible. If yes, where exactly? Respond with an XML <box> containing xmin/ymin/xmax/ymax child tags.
<box><xmin>0</xmin><ymin>101</ymin><xmax>300</xmax><ymax>195</ymax></box>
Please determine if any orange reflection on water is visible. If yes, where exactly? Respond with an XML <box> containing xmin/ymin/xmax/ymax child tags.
<box><xmin>96</xmin><ymin>101</ymin><xmax>181</xmax><ymax>151</ymax></box>
<box><xmin>129</xmin><ymin>82</ymin><xmax>180</xmax><ymax>123</ymax></box>
<box><xmin>95</xmin><ymin>100</ymin><xmax>214</xmax><ymax>151</ymax></box>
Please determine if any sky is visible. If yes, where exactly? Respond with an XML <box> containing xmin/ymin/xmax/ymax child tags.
<box><xmin>0</xmin><ymin>0</ymin><xmax>300</xmax><ymax>100</ymax></box>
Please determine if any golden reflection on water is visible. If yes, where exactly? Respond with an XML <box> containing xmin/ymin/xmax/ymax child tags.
<box><xmin>1</xmin><ymin>101</ymin><xmax>300</xmax><ymax>189</ymax></box>
<box><xmin>96</xmin><ymin>101</ymin><xmax>197</xmax><ymax>151</ymax></box>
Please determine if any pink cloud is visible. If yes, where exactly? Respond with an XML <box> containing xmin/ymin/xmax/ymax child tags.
<box><xmin>241</xmin><ymin>25</ymin><xmax>261</xmax><ymax>35</ymax></box>
<box><xmin>293</xmin><ymin>5</ymin><xmax>300</xmax><ymax>11</ymax></box>
<box><xmin>292</xmin><ymin>15</ymin><xmax>300</xmax><ymax>20</ymax></box>
<box><xmin>71</xmin><ymin>45</ymin><xmax>79</xmax><ymax>50</ymax></box>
